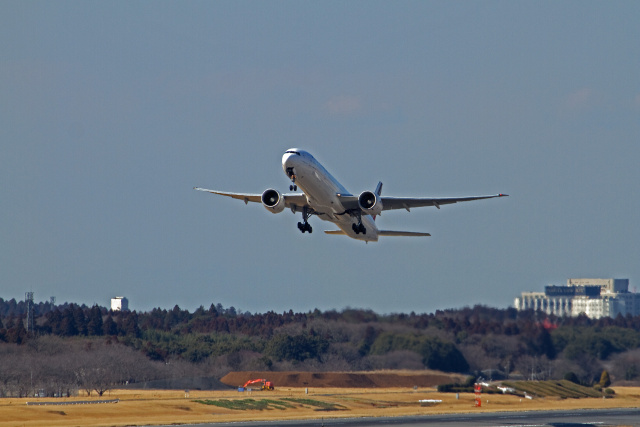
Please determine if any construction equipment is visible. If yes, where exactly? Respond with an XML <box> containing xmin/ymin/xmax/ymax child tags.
<box><xmin>242</xmin><ymin>378</ymin><xmax>274</xmax><ymax>391</ymax></box>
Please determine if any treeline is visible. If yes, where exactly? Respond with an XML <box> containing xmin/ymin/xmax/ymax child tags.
<box><xmin>2</xmin><ymin>300</ymin><xmax>640</xmax><ymax>397</ymax></box>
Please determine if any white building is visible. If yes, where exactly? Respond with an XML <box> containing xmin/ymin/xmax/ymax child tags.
<box><xmin>111</xmin><ymin>296</ymin><xmax>129</xmax><ymax>311</ymax></box>
<box><xmin>514</xmin><ymin>279</ymin><xmax>640</xmax><ymax>319</ymax></box>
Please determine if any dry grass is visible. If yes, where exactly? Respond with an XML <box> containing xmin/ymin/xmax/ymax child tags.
<box><xmin>1</xmin><ymin>387</ymin><xmax>640</xmax><ymax>427</ymax></box>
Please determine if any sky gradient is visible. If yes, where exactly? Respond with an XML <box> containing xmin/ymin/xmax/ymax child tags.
<box><xmin>2</xmin><ymin>1</ymin><xmax>639</xmax><ymax>314</ymax></box>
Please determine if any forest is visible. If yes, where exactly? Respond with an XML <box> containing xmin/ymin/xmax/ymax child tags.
<box><xmin>1</xmin><ymin>297</ymin><xmax>640</xmax><ymax>397</ymax></box>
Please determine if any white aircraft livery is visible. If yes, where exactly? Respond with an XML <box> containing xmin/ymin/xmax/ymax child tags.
<box><xmin>195</xmin><ymin>149</ymin><xmax>508</xmax><ymax>242</ymax></box>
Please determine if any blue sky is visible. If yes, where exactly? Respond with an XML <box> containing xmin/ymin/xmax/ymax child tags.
<box><xmin>2</xmin><ymin>1</ymin><xmax>639</xmax><ymax>314</ymax></box>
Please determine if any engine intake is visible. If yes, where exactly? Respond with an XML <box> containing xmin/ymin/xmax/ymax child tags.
<box><xmin>261</xmin><ymin>189</ymin><xmax>286</xmax><ymax>213</ymax></box>
<box><xmin>358</xmin><ymin>190</ymin><xmax>383</xmax><ymax>216</ymax></box>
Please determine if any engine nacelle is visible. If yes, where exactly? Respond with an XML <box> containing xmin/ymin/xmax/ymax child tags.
<box><xmin>358</xmin><ymin>190</ymin><xmax>383</xmax><ymax>216</ymax></box>
<box><xmin>261</xmin><ymin>189</ymin><xmax>286</xmax><ymax>214</ymax></box>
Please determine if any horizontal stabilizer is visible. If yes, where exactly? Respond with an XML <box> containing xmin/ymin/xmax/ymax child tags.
<box><xmin>324</xmin><ymin>230</ymin><xmax>430</xmax><ymax>237</ymax></box>
<box><xmin>378</xmin><ymin>230</ymin><xmax>431</xmax><ymax>237</ymax></box>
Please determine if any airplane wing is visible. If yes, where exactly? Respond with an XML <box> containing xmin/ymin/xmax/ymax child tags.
<box><xmin>336</xmin><ymin>193</ymin><xmax>508</xmax><ymax>212</ymax></box>
<box><xmin>380</xmin><ymin>194</ymin><xmax>508</xmax><ymax>211</ymax></box>
<box><xmin>193</xmin><ymin>187</ymin><xmax>309</xmax><ymax>210</ymax></box>
<box><xmin>194</xmin><ymin>188</ymin><xmax>262</xmax><ymax>204</ymax></box>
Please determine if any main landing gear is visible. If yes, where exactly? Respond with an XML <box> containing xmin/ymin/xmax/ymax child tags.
<box><xmin>352</xmin><ymin>223</ymin><xmax>366</xmax><ymax>235</ymax></box>
<box><xmin>298</xmin><ymin>206</ymin><xmax>312</xmax><ymax>233</ymax></box>
<box><xmin>352</xmin><ymin>212</ymin><xmax>366</xmax><ymax>235</ymax></box>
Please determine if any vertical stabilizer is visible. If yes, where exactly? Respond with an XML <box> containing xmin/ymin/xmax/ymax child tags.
<box><xmin>375</xmin><ymin>181</ymin><xmax>383</xmax><ymax>196</ymax></box>
<box><xmin>373</xmin><ymin>181</ymin><xmax>383</xmax><ymax>221</ymax></box>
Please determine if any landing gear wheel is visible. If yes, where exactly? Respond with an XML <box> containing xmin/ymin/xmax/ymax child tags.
<box><xmin>298</xmin><ymin>207</ymin><xmax>313</xmax><ymax>234</ymax></box>
<box><xmin>352</xmin><ymin>223</ymin><xmax>366</xmax><ymax>235</ymax></box>
<box><xmin>298</xmin><ymin>222</ymin><xmax>312</xmax><ymax>233</ymax></box>
<box><xmin>290</xmin><ymin>184</ymin><xmax>297</xmax><ymax>191</ymax></box>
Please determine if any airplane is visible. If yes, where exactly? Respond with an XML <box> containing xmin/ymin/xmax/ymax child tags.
<box><xmin>195</xmin><ymin>149</ymin><xmax>508</xmax><ymax>242</ymax></box>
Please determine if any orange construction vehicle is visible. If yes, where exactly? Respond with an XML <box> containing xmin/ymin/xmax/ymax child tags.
<box><xmin>242</xmin><ymin>378</ymin><xmax>274</xmax><ymax>391</ymax></box>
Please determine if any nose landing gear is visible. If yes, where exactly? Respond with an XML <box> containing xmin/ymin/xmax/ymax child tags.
<box><xmin>286</xmin><ymin>167</ymin><xmax>297</xmax><ymax>191</ymax></box>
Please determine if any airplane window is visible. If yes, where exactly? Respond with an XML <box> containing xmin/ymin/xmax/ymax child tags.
<box><xmin>286</xmin><ymin>151</ymin><xmax>301</xmax><ymax>155</ymax></box>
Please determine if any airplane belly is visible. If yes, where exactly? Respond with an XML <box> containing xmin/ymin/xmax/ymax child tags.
<box><xmin>296</xmin><ymin>171</ymin><xmax>344</xmax><ymax>213</ymax></box>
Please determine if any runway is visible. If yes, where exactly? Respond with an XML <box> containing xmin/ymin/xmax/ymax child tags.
<box><xmin>166</xmin><ymin>408</ymin><xmax>640</xmax><ymax>427</ymax></box>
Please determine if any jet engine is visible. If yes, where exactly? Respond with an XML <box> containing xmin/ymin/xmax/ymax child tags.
<box><xmin>261</xmin><ymin>189</ymin><xmax>286</xmax><ymax>213</ymax></box>
<box><xmin>358</xmin><ymin>190</ymin><xmax>383</xmax><ymax>216</ymax></box>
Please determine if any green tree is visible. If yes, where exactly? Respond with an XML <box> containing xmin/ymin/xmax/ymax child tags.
<box><xmin>61</xmin><ymin>308</ymin><xmax>78</xmax><ymax>336</ymax></box>
<box><xmin>265</xmin><ymin>333</ymin><xmax>329</xmax><ymax>362</ymax></box>
<box><xmin>102</xmin><ymin>315</ymin><xmax>117</xmax><ymax>336</ymax></box>
<box><xmin>599</xmin><ymin>370</ymin><xmax>611</xmax><ymax>388</ymax></box>
<box><xmin>87</xmin><ymin>305</ymin><xmax>103</xmax><ymax>336</ymax></box>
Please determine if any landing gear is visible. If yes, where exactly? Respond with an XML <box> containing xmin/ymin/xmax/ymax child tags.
<box><xmin>286</xmin><ymin>167</ymin><xmax>297</xmax><ymax>191</ymax></box>
<box><xmin>298</xmin><ymin>221</ymin><xmax>312</xmax><ymax>233</ymax></box>
<box><xmin>352</xmin><ymin>211</ymin><xmax>366</xmax><ymax>235</ymax></box>
<box><xmin>352</xmin><ymin>223</ymin><xmax>366</xmax><ymax>235</ymax></box>
<box><xmin>298</xmin><ymin>206</ymin><xmax>313</xmax><ymax>233</ymax></box>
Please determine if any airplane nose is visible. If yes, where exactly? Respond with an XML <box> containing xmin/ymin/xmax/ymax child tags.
<box><xmin>282</xmin><ymin>152</ymin><xmax>294</xmax><ymax>175</ymax></box>
<box><xmin>282</xmin><ymin>150</ymin><xmax>299</xmax><ymax>168</ymax></box>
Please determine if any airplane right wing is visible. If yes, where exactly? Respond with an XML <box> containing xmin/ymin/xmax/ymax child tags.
<box><xmin>194</xmin><ymin>187</ymin><xmax>309</xmax><ymax>211</ymax></box>
<box><xmin>194</xmin><ymin>188</ymin><xmax>262</xmax><ymax>204</ymax></box>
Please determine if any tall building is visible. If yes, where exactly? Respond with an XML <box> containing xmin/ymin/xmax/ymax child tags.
<box><xmin>111</xmin><ymin>296</ymin><xmax>129</xmax><ymax>311</ymax></box>
<box><xmin>514</xmin><ymin>278</ymin><xmax>640</xmax><ymax>319</ymax></box>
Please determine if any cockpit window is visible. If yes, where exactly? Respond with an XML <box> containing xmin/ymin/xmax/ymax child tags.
<box><xmin>285</xmin><ymin>150</ymin><xmax>301</xmax><ymax>155</ymax></box>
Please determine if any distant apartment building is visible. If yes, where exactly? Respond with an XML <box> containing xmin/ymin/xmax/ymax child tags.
<box><xmin>514</xmin><ymin>279</ymin><xmax>640</xmax><ymax>319</ymax></box>
<box><xmin>110</xmin><ymin>296</ymin><xmax>129</xmax><ymax>311</ymax></box>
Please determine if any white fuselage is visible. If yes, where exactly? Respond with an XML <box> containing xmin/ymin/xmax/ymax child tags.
<box><xmin>282</xmin><ymin>149</ymin><xmax>378</xmax><ymax>241</ymax></box>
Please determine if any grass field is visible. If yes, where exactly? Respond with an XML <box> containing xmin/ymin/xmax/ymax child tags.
<box><xmin>2</xmin><ymin>386</ymin><xmax>640</xmax><ymax>427</ymax></box>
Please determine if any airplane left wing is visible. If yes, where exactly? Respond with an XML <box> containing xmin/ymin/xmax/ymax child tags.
<box><xmin>336</xmin><ymin>193</ymin><xmax>508</xmax><ymax>212</ymax></box>
<box><xmin>380</xmin><ymin>194</ymin><xmax>508</xmax><ymax>211</ymax></box>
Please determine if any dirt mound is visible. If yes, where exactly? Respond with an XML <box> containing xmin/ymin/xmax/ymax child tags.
<box><xmin>221</xmin><ymin>370</ymin><xmax>465</xmax><ymax>388</ymax></box>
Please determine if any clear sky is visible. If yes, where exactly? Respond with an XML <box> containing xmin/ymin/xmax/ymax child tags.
<box><xmin>2</xmin><ymin>1</ymin><xmax>639</xmax><ymax>314</ymax></box>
